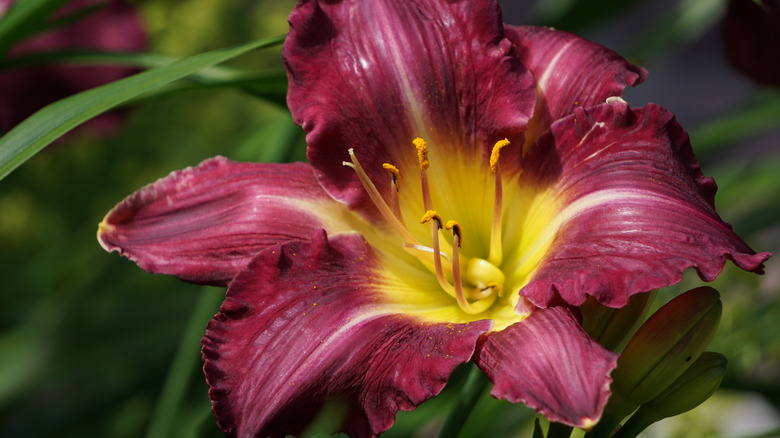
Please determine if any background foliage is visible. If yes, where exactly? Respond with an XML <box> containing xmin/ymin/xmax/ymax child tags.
<box><xmin>0</xmin><ymin>0</ymin><xmax>777</xmax><ymax>437</ymax></box>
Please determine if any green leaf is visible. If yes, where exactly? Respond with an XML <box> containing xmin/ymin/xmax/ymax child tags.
<box><xmin>625</xmin><ymin>0</ymin><xmax>723</xmax><ymax>59</ymax></box>
<box><xmin>0</xmin><ymin>50</ymin><xmax>268</xmax><ymax>81</ymax></box>
<box><xmin>0</xmin><ymin>33</ymin><xmax>286</xmax><ymax>182</ymax></box>
<box><xmin>547</xmin><ymin>422</ymin><xmax>573</xmax><ymax>438</ymax></box>
<box><xmin>145</xmin><ymin>287</ymin><xmax>224</xmax><ymax>438</ymax></box>
<box><xmin>438</xmin><ymin>365</ymin><xmax>491</xmax><ymax>438</ymax></box>
<box><xmin>691</xmin><ymin>91</ymin><xmax>780</xmax><ymax>160</ymax></box>
<box><xmin>529</xmin><ymin>0</ymin><xmax>642</xmax><ymax>32</ymax></box>
<box><xmin>231</xmin><ymin>112</ymin><xmax>302</xmax><ymax>163</ymax></box>
<box><xmin>0</xmin><ymin>51</ymin><xmax>288</xmax><ymax>105</ymax></box>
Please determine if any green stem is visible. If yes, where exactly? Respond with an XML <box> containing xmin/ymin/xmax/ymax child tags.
<box><xmin>145</xmin><ymin>287</ymin><xmax>224</xmax><ymax>438</ymax></box>
<box><xmin>532</xmin><ymin>418</ymin><xmax>545</xmax><ymax>438</ymax></box>
<box><xmin>438</xmin><ymin>365</ymin><xmax>490</xmax><ymax>438</ymax></box>
<box><xmin>610</xmin><ymin>411</ymin><xmax>653</xmax><ymax>438</ymax></box>
<box><xmin>548</xmin><ymin>422</ymin><xmax>574</xmax><ymax>438</ymax></box>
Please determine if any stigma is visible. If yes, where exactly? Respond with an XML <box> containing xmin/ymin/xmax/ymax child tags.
<box><xmin>343</xmin><ymin>137</ymin><xmax>511</xmax><ymax>316</ymax></box>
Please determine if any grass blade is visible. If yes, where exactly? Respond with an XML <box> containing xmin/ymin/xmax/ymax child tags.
<box><xmin>0</xmin><ymin>33</ymin><xmax>285</xmax><ymax>181</ymax></box>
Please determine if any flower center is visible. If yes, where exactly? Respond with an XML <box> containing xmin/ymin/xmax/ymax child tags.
<box><xmin>344</xmin><ymin>137</ymin><xmax>524</xmax><ymax>317</ymax></box>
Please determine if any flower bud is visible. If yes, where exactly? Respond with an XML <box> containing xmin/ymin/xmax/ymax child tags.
<box><xmin>613</xmin><ymin>352</ymin><xmax>727</xmax><ymax>438</ymax></box>
<box><xmin>611</xmin><ymin>287</ymin><xmax>722</xmax><ymax>406</ymax></box>
<box><xmin>640</xmin><ymin>351</ymin><xmax>727</xmax><ymax>417</ymax></box>
<box><xmin>581</xmin><ymin>290</ymin><xmax>657</xmax><ymax>352</ymax></box>
<box><xmin>588</xmin><ymin>288</ymin><xmax>723</xmax><ymax>438</ymax></box>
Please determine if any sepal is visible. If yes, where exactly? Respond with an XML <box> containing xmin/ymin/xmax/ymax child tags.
<box><xmin>612</xmin><ymin>352</ymin><xmax>727</xmax><ymax>438</ymax></box>
<box><xmin>580</xmin><ymin>290</ymin><xmax>657</xmax><ymax>352</ymax></box>
<box><xmin>589</xmin><ymin>287</ymin><xmax>722</xmax><ymax>437</ymax></box>
<box><xmin>611</xmin><ymin>287</ymin><xmax>722</xmax><ymax>406</ymax></box>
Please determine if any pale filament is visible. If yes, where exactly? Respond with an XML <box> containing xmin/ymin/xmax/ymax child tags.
<box><xmin>343</xmin><ymin>149</ymin><xmax>420</xmax><ymax>246</ymax></box>
<box><xmin>345</xmin><ymin>140</ymin><xmax>505</xmax><ymax>316</ymax></box>
<box><xmin>344</xmin><ymin>149</ymin><xmax>447</xmax><ymax>275</ymax></box>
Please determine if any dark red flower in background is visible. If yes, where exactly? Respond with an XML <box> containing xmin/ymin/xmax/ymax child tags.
<box><xmin>722</xmin><ymin>0</ymin><xmax>780</xmax><ymax>86</ymax></box>
<box><xmin>0</xmin><ymin>0</ymin><xmax>146</xmax><ymax>136</ymax></box>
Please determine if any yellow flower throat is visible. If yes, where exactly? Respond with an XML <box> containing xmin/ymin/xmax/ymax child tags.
<box><xmin>344</xmin><ymin>137</ymin><xmax>527</xmax><ymax>318</ymax></box>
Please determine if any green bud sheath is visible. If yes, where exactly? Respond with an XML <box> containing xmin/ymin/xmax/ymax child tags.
<box><xmin>641</xmin><ymin>351</ymin><xmax>727</xmax><ymax>417</ymax></box>
<box><xmin>581</xmin><ymin>290</ymin><xmax>657</xmax><ymax>352</ymax></box>
<box><xmin>611</xmin><ymin>287</ymin><xmax>722</xmax><ymax>405</ymax></box>
<box><xmin>612</xmin><ymin>352</ymin><xmax>727</xmax><ymax>438</ymax></box>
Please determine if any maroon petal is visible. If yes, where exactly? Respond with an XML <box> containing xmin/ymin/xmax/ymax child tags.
<box><xmin>520</xmin><ymin>100</ymin><xmax>771</xmax><ymax>308</ymax></box>
<box><xmin>98</xmin><ymin>157</ymin><xmax>352</xmax><ymax>286</ymax></box>
<box><xmin>202</xmin><ymin>231</ymin><xmax>491</xmax><ymax>437</ymax></box>
<box><xmin>475</xmin><ymin>306</ymin><xmax>618</xmax><ymax>429</ymax></box>
<box><xmin>505</xmin><ymin>25</ymin><xmax>646</xmax><ymax>139</ymax></box>
<box><xmin>285</xmin><ymin>0</ymin><xmax>536</xmax><ymax>213</ymax></box>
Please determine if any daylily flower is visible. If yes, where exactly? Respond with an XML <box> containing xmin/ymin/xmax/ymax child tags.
<box><xmin>97</xmin><ymin>0</ymin><xmax>770</xmax><ymax>436</ymax></box>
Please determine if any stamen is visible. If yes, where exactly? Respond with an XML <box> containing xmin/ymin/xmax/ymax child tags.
<box><xmin>419</xmin><ymin>210</ymin><xmax>456</xmax><ymax>298</ymax></box>
<box><xmin>446</xmin><ymin>221</ymin><xmax>496</xmax><ymax>315</ymax></box>
<box><xmin>382</xmin><ymin>163</ymin><xmax>402</xmax><ymax>191</ymax></box>
<box><xmin>488</xmin><ymin>139</ymin><xmax>509</xmax><ymax>266</ymax></box>
<box><xmin>445</xmin><ymin>220</ymin><xmax>462</xmax><ymax>247</ymax></box>
<box><xmin>419</xmin><ymin>210</ymin><xmax>443</xmax><ymax>228</ymax></box>
<box><xmin>489</xmin><ymin>138</ymin><xmax>510</xmax><ymax>172</ymax></box>
<box><xmin>413</xmin><ymin>137</ymin><xmax>434</xmax><ymax>210</ymax></box>
<box><xmin>382</xmin><ymin>163</ymin><xmax>403</xmax><ymax>220</ymax></box>
<box><xmin>343</xmin><ymin>149</ymin><xmax>420</xmax><ymax>245</ymax></box>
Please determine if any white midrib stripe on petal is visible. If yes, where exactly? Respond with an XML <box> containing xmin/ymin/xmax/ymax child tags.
<box><xmin>537</xmin><ymin>40</ymin><xmax>575</xmax><ymax>92</ymax></box>
<box><xmin>515</xmin><ymin>188</ymin><xmax>685</xmax><ymax>272</ymax></box>
<box><xmin>253</xmin><ymin>309</ymin><xmax>388</xmax><ymax>429</ymax></box>
<box><xmin>373</xmin><ymin>2</ymin><xmax>430</xmax><ymax>136</ymax></box>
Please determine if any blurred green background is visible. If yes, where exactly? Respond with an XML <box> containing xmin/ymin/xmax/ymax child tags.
<box><xmin>0</xmin><ymin>0</ymin><xmax>778</xmax><ymax>437</ymax></box>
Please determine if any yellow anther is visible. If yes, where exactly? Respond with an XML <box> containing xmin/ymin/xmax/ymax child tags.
<box><xmin>419</xmin><ymin>210</ymin><xmax>442</xmax><ymax>228</ymax></box>
<box><xmin>382</xmin><ymin>163</ymin><xmax>401</xmax><ymax>191</ymax></box>
<box><xmin>413</xmin><ymin>137</ymin><xmax>429</xmax><ymax>170</ymax></box>
<box><xmin>445</xmin><ymin>220</ymin><xmax>462</xmax><ymax>247</ymax></box>
<box><xmin>489</xmin><ymin>138</ymin><xmax>511</xmax><ymax>172</ymax></box>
